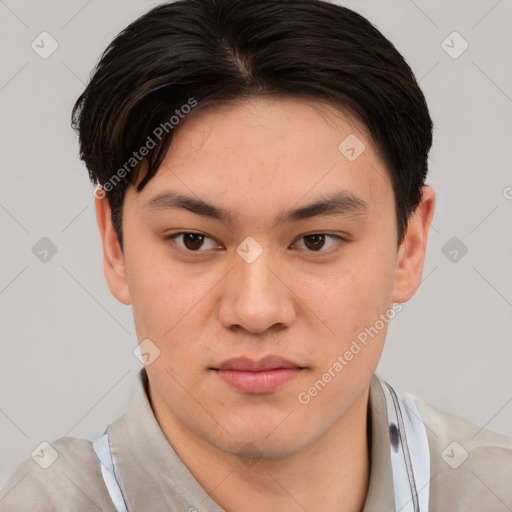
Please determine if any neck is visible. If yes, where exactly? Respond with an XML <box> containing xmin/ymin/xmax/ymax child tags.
<box><xmin>149</xmin><ymin>386</ymin><xmax>371</xmax><ymax>512</ymax></box>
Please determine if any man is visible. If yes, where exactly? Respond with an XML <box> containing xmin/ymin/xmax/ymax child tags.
<box><xmin>1</xmin><ymin>0</ymin><xmax>510</xmax><ymax>511</ymax></box>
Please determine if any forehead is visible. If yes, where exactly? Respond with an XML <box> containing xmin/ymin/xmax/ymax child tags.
<box><xmin>133</xmin><ymin>97</ymin><xmax>393</xmax><ymax>220</ymax></box>
<box><xmin>162</xmin><ymin>96</ymin><xmax>376</xmax><ymax>165</ymax></box>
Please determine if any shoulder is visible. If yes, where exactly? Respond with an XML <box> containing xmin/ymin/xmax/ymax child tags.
<box><xmin>411</xmin><ymin>393</ymin><xmax>512</xmax><ymax>511</ymax></box>
<box><xmin>0</xmin><ymin>436</ymin><xmax>115</xmax><ymax>512</ymax></box>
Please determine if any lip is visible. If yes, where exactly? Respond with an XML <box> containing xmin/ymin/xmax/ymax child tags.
<box><xmin>215</xmin><ymin>356</ymin><xmax>303</xmax><ymax>372</ymax></box>
<box><xmin>212</xmin><ymin>356</ymin><xmax>305</xmax><ymax>394</ymax></box>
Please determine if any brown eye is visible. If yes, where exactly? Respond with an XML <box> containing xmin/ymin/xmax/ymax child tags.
<box><xmin>294</xmin><ymin>234</ymin><xmax>346</xmax><ymax>252</ymax></box>
<box><xmin>170</xmin><ymin>232</ymin><xmax>219</xmax><ymax>252</ymax></box>
<box><xmin>182</xmin><ymin>233</ymin><xmax>205</xmax><ymax>250</ymax></box>
<box><xmin>303</xmin><ymin>234</ymin><xmax>326</xmax><ymax>251</ymax></box>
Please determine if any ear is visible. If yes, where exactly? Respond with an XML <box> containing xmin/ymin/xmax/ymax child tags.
<box><xmin>392</xmin><ymin>185</ymin><xmax>436</xmax><ymax>303</ymax></box>
<box><xmin>95</xmin><ymin>189</ymin><xmax>131</xmax><ymax>305</ymax></box>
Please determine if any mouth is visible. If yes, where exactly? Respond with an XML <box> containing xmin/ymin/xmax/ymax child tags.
<box><xmin>211</xmin><ymin>356</ymin><xmax>306</xmax><ymax>394</ymax></box>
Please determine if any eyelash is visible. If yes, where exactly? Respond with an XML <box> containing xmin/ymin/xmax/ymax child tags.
<box><xmin>166</xmin><ymin>231</ymin><xmax>349</xmax><ymax>255</ymax></box>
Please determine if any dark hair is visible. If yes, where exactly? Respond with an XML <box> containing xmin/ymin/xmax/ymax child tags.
<box><xmin>72</xmin><ymin>0</ymin><xmax>433</xmax><ymax>249</ymax></box>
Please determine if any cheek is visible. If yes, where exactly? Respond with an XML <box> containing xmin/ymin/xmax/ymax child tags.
<box><xmin>129</xmin><ymin>267</ymin><xmax>193</xmax><ymax>340</ymax></box>
<box><xmin>124</xmin><ymin>241</ymin><xmax>179</xmax><ymax>339</ymax></box>
<box><xmin>299</xmin><ymin>253</ymin><xmax>397</xmax><ymax>394</ymax></box>
<box><xmin>125</xmin><ymin>249</ymin><xmax>220</xmax><ymax>366</ymax></box>
<box><xmin>312</xmin><ymin>254</ymin><xmax>395</xmax><ymax>340</ymax></box>
<box><xmin>295</xmin><ymin>259</ymin><xmax>396</xmax><ymax>418</ymax></box>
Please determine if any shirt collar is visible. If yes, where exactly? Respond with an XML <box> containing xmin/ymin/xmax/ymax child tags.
<box><xmin>362</xmin><ymin>373</ymin><xmax>395</xmax><ymax>511</ymax></box>
<box><xmin>107</xmin><ymin>368</ymin><xmax>394</xmax><ymax>511</ymax></box>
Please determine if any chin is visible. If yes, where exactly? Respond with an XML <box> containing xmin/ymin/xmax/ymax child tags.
<box><xmin>213</xmin><ymin>419</ymin><xmax>317</xmax><ymax>461</ymax></box>
<box><xmin>223</xmin><ymin>436</ymin><xmax>304</xmax><ymax>460</ymax></box>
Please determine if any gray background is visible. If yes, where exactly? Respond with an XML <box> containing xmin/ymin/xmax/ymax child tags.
<box><xmin>0</xmin><ymin>0</ymin><xmax>511</xmax><ymax>491</ymax></box>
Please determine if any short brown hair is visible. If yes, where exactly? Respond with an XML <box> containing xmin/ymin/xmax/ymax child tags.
<box><xmin>72</xmin><ymin>0</ymin><xmax>433</xmax><ymax>249</ymax></box>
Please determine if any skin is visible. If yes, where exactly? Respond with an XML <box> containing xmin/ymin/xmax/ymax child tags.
<box><xmin>95</xmin><ymin>97</ymin><xmax>435</xmax><ymax>512</ymax></box>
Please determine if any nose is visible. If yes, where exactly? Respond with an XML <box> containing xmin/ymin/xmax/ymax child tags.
<box><xmin>217</xmin><ymin>246</ymin><xmax>297</xmax><ymax>336</ymax></box>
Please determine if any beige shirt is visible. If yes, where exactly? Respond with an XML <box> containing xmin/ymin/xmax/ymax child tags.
<box><xmin>1</xmin><ymin>369</ymin><xmax>511</xmax><ymax>511</ymax></box>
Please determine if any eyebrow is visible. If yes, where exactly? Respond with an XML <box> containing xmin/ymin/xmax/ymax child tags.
<box><xmin>144</xmin><ymin>189</ymin><xmax>368</xmax><ymax>228</ymax></box>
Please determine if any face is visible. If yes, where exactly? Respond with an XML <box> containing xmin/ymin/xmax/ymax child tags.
<box><xmin>98</xmin><ymin>97</ymin><xmax>433</xmax><ymax>459</ymax></box>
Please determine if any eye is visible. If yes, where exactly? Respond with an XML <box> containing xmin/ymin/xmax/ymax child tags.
<box><xmin>293</xmin><ymin>233</ymin><xmax>347</xmax><ymax>252</ymax></box>
<box><xmin>167</xmin><ymin>231</ymin><xmax>348</xmax><ymax>254</ymax></box>
<box><xmin>168</xmin><ymin>232</ymin><xmax>221</xmax><ymax>252</ymax></box>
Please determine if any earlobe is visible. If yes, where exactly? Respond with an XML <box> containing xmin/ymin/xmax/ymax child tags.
<box><xmin>94</xmin><ymin>193</ymin><xmax>132</xmax><ymax>305</ymax></box>
<box><xmin>391</xmin><ymin>185</ymin><xmax>436</xmax><ymax>303</ymax></box>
